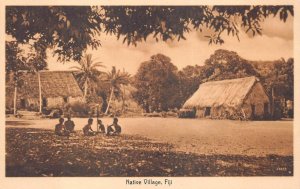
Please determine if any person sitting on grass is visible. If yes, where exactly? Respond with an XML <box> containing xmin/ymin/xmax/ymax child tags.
<box><xmin>97</xmin><ymin>119</ymin><xmax>106</xmax><ymax>134</ymax></box>
<box><xmin>83</xmin><ymin>118</ymin><xmax>96</xmax><ymax>136</ymax></box>
<box><xmin>55</xmin><ymin>117</ymin><xmax>70</xmax><ymax>136</ymax></box>
<box><xmin>65</xmin><ymin>115</ymin><xmax>75</xmax><ymax>133</ymax></box>
<box><xmin>107</xmin><ymin>117</ymin><xmax>122</xmax><ymax>136</ymax></box>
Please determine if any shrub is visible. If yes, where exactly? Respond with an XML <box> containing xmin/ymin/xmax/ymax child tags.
<box><xmin>68</xmin><ymin>102</ymin><xmax>90</xmax><ymax>117</ymax></box>
<box><xmin>178</xmin><ymin>109</ymin><xmax>195</xmax><ymax>118</ymax></box>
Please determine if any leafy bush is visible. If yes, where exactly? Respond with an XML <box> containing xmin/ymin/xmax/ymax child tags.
<box><xmin>67</xmin><ymin>102</ymin><xmax>90</xmax><ymax>117</ymax></box>
<box><xmin>178</xmin><ymin>109</ymin><xmax>195</xmax><ymax>118</ymax></box>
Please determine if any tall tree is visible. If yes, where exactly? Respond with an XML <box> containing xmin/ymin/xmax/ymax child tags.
<box><xmin>6</xmin><ymin>42</ymin><xmax>25</xmax><ymax>115</ymax></box>
<box><xmin>103</xmin><ymin>66</ymin><xmax>131</xmax><ymax>114</ymax></box>
<box><xmin>6</xmin><ymin>41</ymin><xmax>47</xmax><ymax>114</ymax></box>
<box><xmin>133</xmin><ymin>54</ymin><xmax>180</xmax><ymax>112</ymax></box>
<box><xmin>70</xmin><ymin>54</ymin><xmax>104</xmax><ymax>100</ymax></box>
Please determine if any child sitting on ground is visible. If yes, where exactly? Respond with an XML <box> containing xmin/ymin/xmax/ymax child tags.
<box><xmin>55</xmin><ymin>117</ymin><xmax>70</xmax><ymax>136</ymax></box>
<box><xmin>97</xmin><ymin>119</ymin><xmax>106</xmax><ymax>133</ymax></box>
<box><xmin>107</xmin><ymin>118</ymin><xmax>122</xmax><ymax>136</ymax></box>
<box><xmin>83</xmin><ymin>118</ymin><xmax>96</xmax><ymax>136</ymax></box>
<box><xmin>65</xmin><ymin>115</ymin><xmax>76</xmax><ymax>133</ymax></box>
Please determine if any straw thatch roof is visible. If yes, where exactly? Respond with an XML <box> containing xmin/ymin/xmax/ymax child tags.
<box><xmin>19</xmin><ymin>71</ymin><xmax>83</xmax><ymax>98</ymax></box>
<box><xmin>183</xmin><ymin>76</ymin><xmax>260</xmax><ymax>109</ymax></box>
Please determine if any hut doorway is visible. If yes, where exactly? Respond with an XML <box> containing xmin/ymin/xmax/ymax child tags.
<box><xmin>204</xmin><ymin>107</ymin><xmax>211</xmax><ymax>117</ymax></box>
<box><xmin>20</xmin><ymin>99</ymin><xmax>26</xmax><ymax>109</ymax></box>
<box><xmin>63</xmin><ymin>97</ymin><xmax>68</xmax><ymax>103</ymax></box>
<box><xmin>42</xmin><ymin>98</ymin><xmax>47</xmax><ymax>108</ymax></box>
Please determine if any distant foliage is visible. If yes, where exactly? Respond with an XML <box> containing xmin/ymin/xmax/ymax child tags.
<box><xmin>251</xmin><ymin>58</ymin><xmax>294</xmax><ymax>100</ymax></box>
<box><xmin>202</xmin><ymin>49</ymin><xmax>260</xmax><ymax>81</ymax></box>
<box><xmin>177</xmin><ymin>65</ymin><xmax>204</xmax><ymax>106</ymax></box>
<box><xmin>70</xmin><ymin>54</ymin><xmax>104</xmax><ymax>101</ymax></box>
<box><xmin>66</xmin><ymin>101</ymin><xmax>91</xmax><ymax>117</ymax></box>
<box><xmin>133</xmin><ymin>54</ymin><xmax>181</xmax><ymax>113</ymax></box>
<box><xmin>102</xmin><ymin>66</ymin><xmax>131</xmax><ymax>114</ymax></box>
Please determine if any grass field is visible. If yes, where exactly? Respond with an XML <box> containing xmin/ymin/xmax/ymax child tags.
<box><xmin>5</xmin><ymin>117</ymin><xmax>293</xmax><ymax>176</ymax></box>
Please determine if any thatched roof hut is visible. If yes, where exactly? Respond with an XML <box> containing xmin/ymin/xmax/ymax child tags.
<box><xmin>26</xmin><ymin>71</ymin><xmax>83</xmax><ymax>98</ymax></box>
<box><xmin>183</xmin><ymin>76</ymin><xmax>270</xmax><ymax>120</ymax></box>
<box><xmin>6</xmin><ymin>71</ymin><xmax>84</xmax><ymax>111</ymax></box>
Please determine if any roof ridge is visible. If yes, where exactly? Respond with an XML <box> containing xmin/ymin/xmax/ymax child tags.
<box><xmin>202</xmin><ymin>76</ymin><xmax>257</xmax><ymax>85</ymax></box>
<box><xmin>39</xmin><ymin>70</ymin><xmax>76</xmax><ymax>73</ymax></box>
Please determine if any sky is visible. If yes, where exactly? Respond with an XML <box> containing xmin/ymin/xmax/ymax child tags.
<box><xmin>45</xmin><ymin>15</ymin><xmax>293</xmax><ymax>75</ymax></box>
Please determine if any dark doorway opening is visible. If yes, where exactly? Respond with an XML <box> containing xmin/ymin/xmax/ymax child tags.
<box><xmin>20</xmin><ymin>99</ymin><xmax>26</xmax><ymax>109</ymax></box>
<box><xmin>204</xmin><ymin>107</ymin><xmax>211</xmax><ymax>117</ymax></box>
<box><xmin>264</xmin><ymin>103</ymin><xmax>269</xmax><ymax>118</ymax></box>
<box><xmin>42</xmin><ymin>98</ymin><xmax>47</xmax><ymax>108</ymax></box>
<box><xmin>63</xmin><ymin>97</ymin><xmax>68</xmax><ymax>103</ymax></box>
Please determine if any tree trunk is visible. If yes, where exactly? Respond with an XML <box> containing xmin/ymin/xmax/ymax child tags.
<box><xmin>84</xmin><ymin>80</ymin><xmax>88</xmax><ymax>100</ymax></box>
<box><xmin>38</xmin><ymin>72</ymin><xmax>42</xmax><ymax>113</ymax></box>
<box><xmin>121</xmin><ymin>85</ymin><xmax>125</xmax><ymax>113</ymax></box>
<box><xmin>96</xmin><ymin>105</ymin><xmax>99</xmax><ymax>132</ymax></box>
<box><xmin>271</xmin><ymin>86</ymin><xmax>275</xmax><ymax>119</ymax></box>
<box><xmin>105</xmin><ymin>87</ymin><xmax>114</xmax><ymax>114</ymax></box>
<box><xmin>13</xmin><ymin>84</ymin><xmax>17</xmax><ymax>115</ymax></box>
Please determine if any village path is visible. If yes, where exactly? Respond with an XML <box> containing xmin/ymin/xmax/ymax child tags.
<box><xmin>6</xmin><ymin>117</ymin><xmax>293</xmax><ymax>157</ymax></box>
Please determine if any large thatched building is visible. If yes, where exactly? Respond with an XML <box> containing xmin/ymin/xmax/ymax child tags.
<box><xmin>6</xmin><ymin>71</ymin><xmax>84</xmax><ymax>111</ymax></box>
<box><xmin>182</xmin><ymin>76</ymin><xmax>270</xmax><ymax>120</ymax></box>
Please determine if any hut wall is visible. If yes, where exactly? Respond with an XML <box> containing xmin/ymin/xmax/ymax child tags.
<box><xmin>20</xmin><ymin>98</ymin><xmax>40</xmax><ymax>111</ymax></box>
<box><xmin>5</xmin><ymin>84</ymin><xmax>15</xmax><ymax>110</ymax></box>
<box><xmin>194</xmin><ymin>107</ymin><xmax>225</xmax><ymax>118</ymax></box>
<box><xmin>5</xmin><ymin>95</ymin><xmax>13</xmax><ymax>109</ymax></box>
<box><xmin>8</xmin><ymin>96</ymin><xmax>84</xmax><ymax>110</ymax></box>
<box><xmin>240</xmin><ymin>105</ymin><xmax>252</xmax><ymax>119</ymax></box>
<box><xmin>47</xmin><ymin>97</ymin><xmax>65</xmax><ymax>108</ymax></box>
<box><xmin>211</xmin><ymin>106</ymin><xmax>232</xmax><ymax>119</ymax></box>
<box><xmin>194</xmin><ymin>106</ymin><xmax>243</xmax><ymax>119</ymax></box>
<box><xmin>26</xmin><ymin>98</ymin><xmax>39</xmax><ymax>108</ymax></box>
<box><xmin>13</xmin><ymin>97</ymin><xmax>39</xmax><ymax>110</ymax></box>
<box><xmin>195</xmin><ymin>108</ymin><xmax>205</xmax><ymax>118</ymax></box>
<box><xmin>243</xmin><ymin>82</ymin><xmax>270</xmax><ymax>119</ymax></box>
<box><xmin>242</xmin><ymin>103</ymin><xmax>265</xmax><ymax>119</ymax></box>
<box><xmin>69</xmin><ymin>96</ymin><xmax>84</xmax><ymax>104</ymax></box>
<box><xmin>47</xmin><ymin>96</ymin><xmax>83</xmax><ymax>108</ymax></box>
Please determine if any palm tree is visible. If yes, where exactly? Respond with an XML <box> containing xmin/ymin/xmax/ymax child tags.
<box><xmin>70</xmin><ymin>54</ymin><xmax>104</xmax><ymax>100</ymax></box>
<box><xmin>103</xmin><ymin>66</ymin><xmax>131</xmax><ymax>114</ymax></box>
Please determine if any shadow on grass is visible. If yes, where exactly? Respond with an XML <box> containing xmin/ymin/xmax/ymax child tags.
<box><xmin>6</xmin><ymin>128</ymin><xmax>293</xmax><ymax>177</ymax></box>
<box><xmin>6</xmin><ymin>121</ymin><xmax>32</xmax><ymax>127</ymax></box>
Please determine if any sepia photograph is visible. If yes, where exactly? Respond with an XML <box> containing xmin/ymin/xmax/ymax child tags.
<box><xmin>1</xmin><ymin>2</ymin><xmax>299</xmax><ymax>188</ymax></box>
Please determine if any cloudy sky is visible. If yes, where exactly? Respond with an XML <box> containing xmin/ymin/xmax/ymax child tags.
<box><xmin>47</xmin><ymin>15</ymin><xmax>293</xmax><ymax>74</ymax></box>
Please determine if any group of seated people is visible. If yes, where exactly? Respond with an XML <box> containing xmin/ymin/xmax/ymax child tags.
<box><xmin>55</xmin><ymin>116</ymin><xmax>122</xmax><ymax>137</ymax></box>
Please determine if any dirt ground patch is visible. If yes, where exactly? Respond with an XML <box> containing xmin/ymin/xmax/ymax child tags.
<box><xmin>6</xmin><ymin>128</ymin><xmax>293</xmax><ymax>177</ymax></box>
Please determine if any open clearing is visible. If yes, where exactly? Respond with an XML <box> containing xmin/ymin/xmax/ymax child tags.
<box><xmin>5</xmin><ymin>117</ymin><xmax>293</xmax><ymax>176</ymax></box>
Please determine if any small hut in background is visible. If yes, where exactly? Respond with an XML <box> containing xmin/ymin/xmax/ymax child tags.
<box><xmin>182</xmin><ymin>76</ymin><xmax>270</xmax><ymax>120</ymax></box>
<box><xmin>6</xmin><ymin>71</ymin><xmax>84</xmax><ymax>112</ymax></box>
